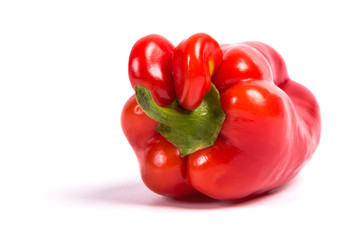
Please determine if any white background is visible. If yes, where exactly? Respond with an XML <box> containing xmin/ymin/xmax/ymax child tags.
<box><xmin>1</xmin><ymin>0</ymin><xmax>359</xmax><ymax>239</ymax></box>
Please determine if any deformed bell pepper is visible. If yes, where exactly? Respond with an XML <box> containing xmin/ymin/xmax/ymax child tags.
<box><xmin>121</xmin><ymin>33</ymin><xmax>321</xmax><ymax>200</ymax></box>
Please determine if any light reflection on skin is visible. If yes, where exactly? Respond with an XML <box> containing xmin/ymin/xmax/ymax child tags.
<box><xmin>246</xmin><ymin>89</ymin><xmax>265</xmax><ymax>105</ymax></box>
<box><xmin>149</xmin><ymin>65</ymin><xmax>163</xmax><ymax>80</ymax></box>
<box><xmin>145</xmin><ymin>42</ymin><xmax>156</xmax><ymax>59</ymax></box>
<box><xmin>194</xmin><ymin>41</ymin><xmax>201</xmax><ymax>59</ymax></box>
<box><xmin>231</xmin><ymin>96</ymin><xmax>238</xmax><ymax>105</ymax></box>
<box><xmin>143</xmin><ymin>42</ymin><xmax>163</xmax><ymax>80</ymax></box>
<box><xmin>153</xmin><ymin>152</ymin><xmax>166</xmax><ymax>167</ymax></box>
<box><xmin>131</xmin><ymin>58</ymin><xmax>139</xmax><ymax>76</ymax></box>
<box><xmin>237</xmin><ymin>61</ymin><xmax>248</xmax><ymax>72</ymax></box>
<box><xmin>194</xmin><ymin>154</ymin><xmax>208</xmax><ymax>167</ymax></box>
<box><xmin>134</xmin><ymin>105</ymin><xmax>143</xmax><ymax>115</ymax></box>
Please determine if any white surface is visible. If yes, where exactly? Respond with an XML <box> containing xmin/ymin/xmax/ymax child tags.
<box><xmin>1</xmin><ymin>0</ymin><xmax>359</xmax><ymax>239</ymax></box>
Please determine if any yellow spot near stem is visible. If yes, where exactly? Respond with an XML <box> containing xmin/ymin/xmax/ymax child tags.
<box><xmin>209</xmin><ymin>60</ymin><xmax>215</xmax><ymax>76</ymax></box>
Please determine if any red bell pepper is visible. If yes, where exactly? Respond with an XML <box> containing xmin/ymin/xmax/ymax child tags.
<box><xmin>121</xmin><ymin>33</ymin><xmax>321</xmax><ymax>200</ymax></box>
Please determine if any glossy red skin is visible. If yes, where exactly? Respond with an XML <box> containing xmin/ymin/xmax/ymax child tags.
<box><xmin>212</xmin><ymin>43</ymin><xmax>272</xmax><ymax>92</ymax></box>
<box><xmin>188</xmin><ymin>43</ymin><xmax>321</xmax><ymax>199</ymax></box>
<box><xmin>122</xmin><ymin>38</ymin><xmax>321</xmax><ymax>200</ymax></box>
<box><xmin>128</xmin><ymin>34</ymin><xmax>175</xmax><ymax>107</ymax></box>
<box><xmin>141</xmin><ymin>134</ymin><xmax>196</xmax><ymax>197</ymax></box>
<box><xmin>172</xmin><ymin>33</ymin><xmax>223</xmax><ymax>110</ymax></box>
<box><xmin>121</xmin><ymin>95</ymin><xmax>195</xmax><ymax>198</ymax></box>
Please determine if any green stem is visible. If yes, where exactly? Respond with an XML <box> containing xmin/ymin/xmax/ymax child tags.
<box><xmin>135</xmin><ymin>84</ymin><xmax>226</xmax><ymax>157</ymax></box>
<box><xmin>135</xmin><ymin>86</ymin><xmax>191</xmax><ymax>125</ymax></box>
